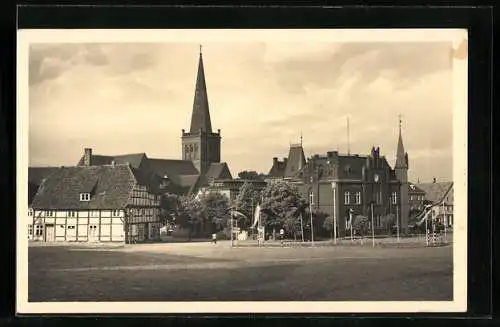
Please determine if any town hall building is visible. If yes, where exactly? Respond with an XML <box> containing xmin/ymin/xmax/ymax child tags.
<box><xmin>267</xmin><ymin>120</ymin><xmax>411</xmax><ymax>235</ymax></box>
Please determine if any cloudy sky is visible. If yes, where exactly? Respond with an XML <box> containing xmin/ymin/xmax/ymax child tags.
<box><xmin>28</xmin><ymin>41</ymin><xmax>454</xmax><ymax>183</ymax></box>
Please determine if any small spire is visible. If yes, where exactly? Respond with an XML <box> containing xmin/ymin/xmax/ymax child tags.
<box><xmin>300</xmin><ymin>131</ymin><xmax>303</xmax><ymax>146</ymax></box>
<box><xmin>395</xmin><ymin>114</ymin><xmax>407</xmax><ymax>169</ymax></box>
<box><xmin>199</xmin><ymin>44</ymin><xmax>203</xmax><ymax>55</ymax></box>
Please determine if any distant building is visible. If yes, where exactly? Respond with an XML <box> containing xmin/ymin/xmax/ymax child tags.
<box><xmin>29</xmin><ymin>164</ymin><xmax>162</xmax><ymax>243</ymax></box>
<box><xmin>197</xmin><ymin>179</ymin><xmax>267</xmax><ymax>201</ymax></box>
<box><xmin>417</xmin><ymin>179</ymin><xmax>454</xmax><ymax>227</ymax></box>
<box><xmin>408</xmin><ymin>182</ymin><xmax>426</xmax><ymax>210</ymax></box>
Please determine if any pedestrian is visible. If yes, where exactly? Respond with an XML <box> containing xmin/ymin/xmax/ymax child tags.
<box><xmin>212</xmin><ymin>232</ymin><xmax>217</xmax><ymax>244</ymax></box>
<box><xmin>279</xmin><ymin>228</ymin><xmax>285</xmax><ymax>246</ymax></box>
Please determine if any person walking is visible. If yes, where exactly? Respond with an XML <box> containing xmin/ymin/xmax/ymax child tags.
<box><xmin>279</xmin><ymin>228</ymin><xmax>285</xmax><ymax>246</ymax></box>
<box><xmin>212</xmin><ymin>232</ymin><xmax>217</xmax><ymax>245</ymax></box>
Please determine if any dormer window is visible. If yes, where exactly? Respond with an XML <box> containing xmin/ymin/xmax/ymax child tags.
<box><xmin>80</xmin><ymin>193</ymin><xmax>90</xmax><ymax>201</ymax></box>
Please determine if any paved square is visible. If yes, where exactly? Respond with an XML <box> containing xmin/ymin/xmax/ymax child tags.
<box><xmin>28</xmin><ymin>242</ymin><xmax>453</xmax><ymax>302</ymax></box>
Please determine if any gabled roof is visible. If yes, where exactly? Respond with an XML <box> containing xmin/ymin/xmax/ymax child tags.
<box><xmin>206</xmin><ymin>162</ymin><xmax>233</xmax><ymax>181</ymax></box>
<box><xmin>31</xmin><ymin>165</ymin><xmax>138</xmax><ymax>210</ymax></box>
<box><xmin>147</xmin><ymin>158</ymin><xmax>199</xmax><ymax>183</ymax></box>
<box><xmin>76</xmin><ymin>153</ymin><xmax>147</xmax><ymax>169</ymax></box>
<box><xmin>417</xmin><ymin>182</ymin><xmax>454</xmax><ymax>205</ymax></box>
<box><xmin>408</xmin><ymin>183</ymin><xmax>426</xmax><ymax>194</ymax></box>
<box><xmin>28</xmin><ymin>167</ymin><xmax>60</xmax><ymax>186</ymax></box>
<box><xmin>113</xmin><ymin>153</ymin><xmax>147</xmax><ymax>169</ymax></box>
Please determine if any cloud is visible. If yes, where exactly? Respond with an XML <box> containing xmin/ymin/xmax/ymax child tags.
<box><xmin>27</xmin><ymin>41</ymin><xmax>455</xmax><ymax>182</ymax></box>
<box><xmin>270</xmin><ymin>42</ymin><xmax>452</xmax><ymax>94</ymax></box>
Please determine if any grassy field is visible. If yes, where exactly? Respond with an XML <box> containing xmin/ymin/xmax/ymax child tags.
<box><xmin>28</xmin><ymin>241</ymin><xmax>453</xmax><ymax>302</ymax></box>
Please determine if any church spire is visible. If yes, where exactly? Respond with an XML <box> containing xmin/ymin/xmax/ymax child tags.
<box><xmin>189</xmin><ymin>45</ymin><xmax>212</xmax><ymax>133</ymax></box>
<box><xmin>395</xmin><ymin>114</ymin><xmax>408</xmax><ymax>169</ymax></box>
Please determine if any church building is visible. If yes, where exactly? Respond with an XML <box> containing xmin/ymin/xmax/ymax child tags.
<box><xmin>72</xmin><ymin>47</ymin><xmax>233</xmax><ymax>195</ymax></box>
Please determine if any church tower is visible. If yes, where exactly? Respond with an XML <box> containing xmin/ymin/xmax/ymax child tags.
<box><xmin>182</xmin><ymin>46</ymin><xmax>221</xmax><ymax>174</ymax></box>
<box><xmin>395</xmin><ymin>116</ymin><xmax>410</xmax><ymax>234</ymax></box>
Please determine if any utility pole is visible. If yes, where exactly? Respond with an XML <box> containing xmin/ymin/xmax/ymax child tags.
<box><xmin>309</xmin><ymin>191</ymin><xmax>315</xmax><ymax>246</ymax></box>
<box><xmin>396</xmin><ymin>205</ymin><xmax>400</xmax><ymax>243</ymax></box>
<box><xmin>371</xmin><ymin>202</ymin><xmax>375</xmax><ymax>247</ymax></box>
<box><xmin>425</xmin><ymin>209</ymin><xmax>429</xmax><ymax>246</ymax></box>
<box><xmin>349</xmin><ymin>208</ymin><xmax>354</xmax><ymax>241</ymax></box>
<box><xmin>300</xmin><ymin>212</ymin><xmax>305</xmax><ymax>242</ymax></box>
<box><xmin>230</xmin><ymin>207</ymin><xmax>234</xmax><ymax>247</ymax></box>
<box><xmin>443</xmin><ymin>201</ymin><xmax>447</xmax><ymax>243</ymax></box>
<box><xmin>347</xmin><ymin>116</ymin><xmax>351</xmax><ymax>156</ymax></box>
<box><xmin>332</xmin><ymin>182</ymin><xmax>337</xmax><ymax>244</ymax></box>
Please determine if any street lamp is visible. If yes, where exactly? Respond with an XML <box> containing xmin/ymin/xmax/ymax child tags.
<box><xmin>370</xmin><ymin>201</ymin><xmax>375</xmax><ymax>247</ymax></box>
<box><xmin>331</xmin><ymin>181</ymin><xmax>337</xmax><ymax>244</ymax></box>
<box><xmin>309</xmin><ymin>191</ymin><xmax>315</xmax><ymax>246</ymax></box>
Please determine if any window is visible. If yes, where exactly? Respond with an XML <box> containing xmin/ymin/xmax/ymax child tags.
<box><xmin>28</xmin><ymin>209</ymin><xmax>33</xmax><ymax>216</ymax></box>
<box><xmin>35</xmin><ymin>225</ymin><xmax>43</xmax><ymax>236</ymax></box>
<box><xmin>60</xmin><ymin>225</ymin><xmax>64</xmax><ymax>228</ymax></box>
<box><xmin>344</xmin><ymin>191</ymin><xmax>350</xmax><ymax>204</ymax></box>
<box><xmin>354</xmin><ymin>192</ymin><xmax>361</xmax><ymax>204</ymax></box>
<box><xmin>67</xmin><ymin>225</ymin><xmax>75</xmax><ymax>230</ymax></box>
<box><xmin>112</xmin><ymin>210</ymin><xmax>120</xmax><ymax>217</ymax></box>
<box><xmin>46</xmin><ymin>211</ymin><xmax>54</xmax><ymax>217</ymax></box>
<box><xmin>392</xmin><ymin>192</ymin><xmax>398</xmax><ymax>205</ymax></box>
<box><xmin>80</xmin><ymin>193</ymin><xmax>90</xmax><ymax>201</ymax></box>
<box><xmin>68</xmin><ymin>211</ymin><xmax>76</xmax><ymax>217</ymax></box>
<box><xmin>410</xmin><ymin>195</ymin><xmax>414</xmax><ymax>201</ymax></box>
<box><xmin>28</xmin><ymin>224</ymin><xmax>33</xmax><ymax>236</ymax></box>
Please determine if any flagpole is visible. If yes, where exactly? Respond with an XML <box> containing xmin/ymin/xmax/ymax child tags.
<box><xmin>443</xmin><ymin>201</ymin><xmax>447</xmax><ymax>244</ymax></box>
<box><xmin>309</xmin><ymin>191</ymin><xmax>314</xmax><ymax>246</ymax></box>
<box><xmin>230</xmin><ymin>208</ymin><xmax>234</xmax><ymax>247</ymax></box>
<box><xmin>350</xmin><ymin>209</ymin><xmax>353</xmax><ymax>242</ymax></box>
<box><xmin>396</xmin><ymin>205</ymin><xmax>400</xmax><ymax>243</ymax></box>
<box><xmin>300</xmin><ymin>212</ymin><xmax>305</xmax><ymax>242</ymax></box>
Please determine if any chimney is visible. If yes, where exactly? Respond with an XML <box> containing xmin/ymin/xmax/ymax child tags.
<box><xmin>84</xmin><ymin>148</ymin><xmax>92</xmax><ymax>166</ymax></box>
<box><xmin>273</xmin><ymin>157</ymin><xmax>278</xmax><ymax>164</ymax></box>
<box><xmin>283</xmin><ymin>158</ymin><xmax>288</xmax><ymax>163</ymax></box>
<box><xmin>433</xmin><ymin>177</ymin><xmax>436</xmax><ymax>183</ymax></box>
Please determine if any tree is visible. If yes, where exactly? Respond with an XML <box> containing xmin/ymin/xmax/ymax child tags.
<box><xmin>160</xmin><ymin>193</ymin><xmax>180</xmax><ymax>226</ymax></box>
<box><xmin>233</xmin><ymin>182</ymin><xmax>261</xmax><ymax>229</ymax></box>
<box><xmin>352</xmin><ymin>215</ymin><xmax>369</xmax><ymax>237</ymax></box>
<box><xmin>177</xmin><ymin>195</ymin><xmax>204</xmax><ymax>240</ymax></box>
<box><xmin>176</xmin><ymin>192</ymin><xmax>231</xmax><ymax>239</ymax></box>
<box><xmin>237</xmin><ymin>171</ymin><xmax>263</xmax><ymax>181</ymax></box>
<box><xmin>260</xmin><ymin>180</ymin><xmax>308</xmax><ymax>236</ymax></box>
<box><xmin>199</xmin><ymin>192</ymin><xmax>231</xmax><ymax>232</ymax></box>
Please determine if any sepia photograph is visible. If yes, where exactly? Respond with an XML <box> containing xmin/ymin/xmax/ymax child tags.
<box><xmin>16</xmin><ymin>29</ymin><xmax>468</xmax><ymax>313</ymax></box>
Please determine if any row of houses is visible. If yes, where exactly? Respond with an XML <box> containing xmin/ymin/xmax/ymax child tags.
<box><xmin>27</xmin><ymin>48</ymin><xmax>453</xmax><ymax>243</ymax></box>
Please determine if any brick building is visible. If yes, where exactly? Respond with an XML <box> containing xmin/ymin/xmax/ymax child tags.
<box><xmin>267</xmin><ymin>121</ymin><xmax>411</xmax><ymax>235</ymax></box>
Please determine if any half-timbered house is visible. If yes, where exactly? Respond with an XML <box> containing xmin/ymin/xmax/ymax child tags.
<box><xmin>29</xmin><ymin>163</ymin><xmax>162</xmax><ymax>243</ymax></box>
